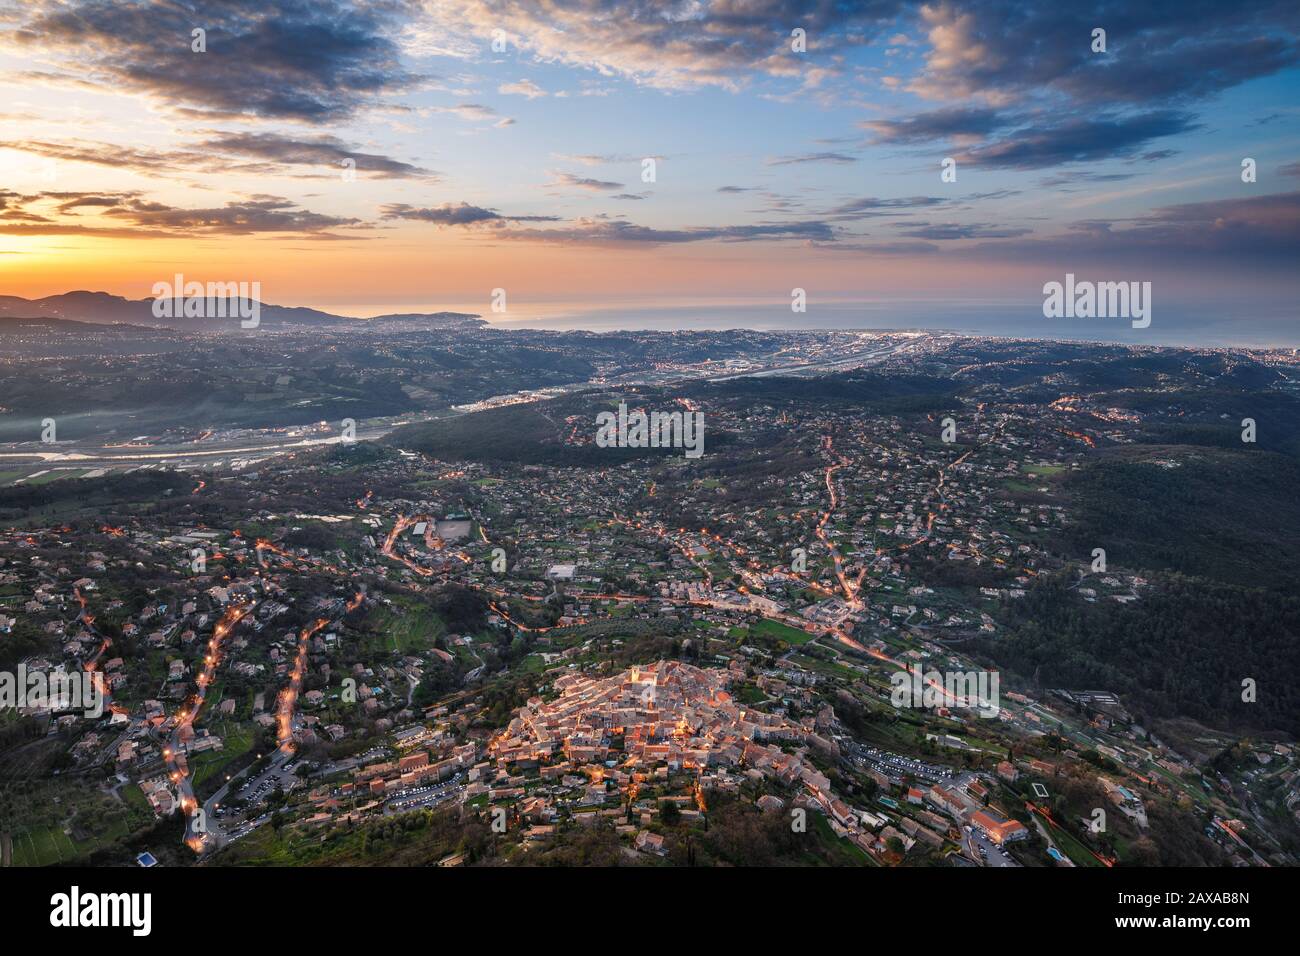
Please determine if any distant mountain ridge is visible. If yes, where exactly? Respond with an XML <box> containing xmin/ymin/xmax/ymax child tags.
<box><xmin>0</xmin><ymin>290</ymin><xmax>484</xmax><ymax>332</ymax></box>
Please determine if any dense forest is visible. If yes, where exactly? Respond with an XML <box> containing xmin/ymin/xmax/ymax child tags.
<box><xmin>976</xmin><ymin>575</ymin><xmax>1300</xmax><ymax>736</ymax></box>
<box><xmin>387</xmin><ymin>390</ymin><xmax>733</xmax><ymax>466</ymax></box>
<box><xmin>689</xmin><ymin>369</ymin><xmax>961</xmax><ymax>415</ymax></box>
<box><xmin>1058</xmin><ymin>445</ymin><xmax>1300</xmax><ymax>590</ymax></box>
<box><xmin>0</xmin><ymin>470</ymin><xmax>192</xmax><ymax>521</ymax></box>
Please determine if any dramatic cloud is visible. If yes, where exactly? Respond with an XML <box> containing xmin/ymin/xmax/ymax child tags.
<box><xmin>861</xmin><ymin>107</ymin><xmax>1006</xmax><ymax>144</ymax></box>
<box><xmin>545</xmin><ymin>172</ymin><xmax>625</xmax><ymax>192</ymax></box>
<box><xmin>962</xmin><ymin>192</ymin><xmax>1300</xmax><ymax>269</ymax></box>
<box><xmin>1</xmin><ymin>139</ymin><xmax>230</xmax><ymax>176</ymax></box>
<box><xmin>0</xmin><ymin>188</ymin><xmax>53</xmax><ymax>222</ymax></box>
<box><xmin>485</xmin><ymin>217</ymin><xmax>837</xmax><ymax>245</ymax></box>
<box><xmin>431</xmin><ymin>0</ymin><xmax>906</xmax><ymax>91</ymax></box>
<box><xmin>0</xmin><ymin>134</ymin><xmax>431</xmax><ymax>181</ymax></box>
<box><xmin>196</xmin><ymin>132</ymin><xmax>432</xmax><ymax>179</ymax></box>
<box><xmin>0</xmin><ymin>191</ymin><xmax>359</xmax><ymax>237</ymax></box>
<box><xmin>823</xmin><ymin>196</ymin><xmax>950</xmax><ymax>221</ymax></box>
<box><xmin>956</xmin><ymin>111</ymin><xmax>1198</xmax><ymax>169</ymax></box>
<box><xmin>379</xmin><ymin>205</ymin><xmax>834</xmax><ymax>243</ymax></box>
<box><xmin>1</xmin><ymin>0</ymin><xmax>1295</xmax><ymax>301</ymax></box>
<box><xmin>1129</xmin><ymin>191</ymin><xmax>1300</xmax><ymax>256</ymax></box>
<box><xmin>866</xmin><ymin>2</ymin><xmax>1298</xmax><ymax>181</ymax></box>
<box><xmin>49</xmin><ymin>193</ymin><xmax>130</xmax><ymax>213</ymax></box>
<box><xmin>859</xmin><ymin>104</ymin><xmax>1198</xmax><ymax>171</ymax></box>
<box><xmin>380</xmin><ymin>202</ymin><xmax>559</xmax><ymax>225</ymax></box>
<box><xmin>103</xmin><ymin>195</ymin><xmax>361</xmax><ymax>235</ymax></box>
<box><xmin>908</xmin><ymin>1</ymin><xmax>1299</xmax><ymax>107</ymax></box>
<box><xmin>6</xmin><ymin>0</ymin><xmax>417</xmax><ymax>122</ymax></box>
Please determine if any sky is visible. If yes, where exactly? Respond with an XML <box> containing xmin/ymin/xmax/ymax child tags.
<box><xmin>0</xmin><ymin>0</ymin><xmax>1297</xmax><ymax>344</ymax></box>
